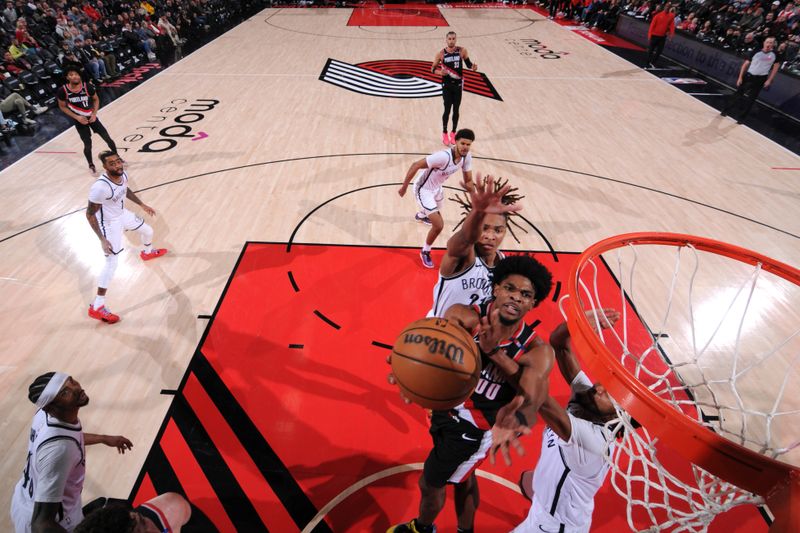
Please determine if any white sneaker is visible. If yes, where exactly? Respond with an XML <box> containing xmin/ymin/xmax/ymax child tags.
<box><xmin>23</xmin><ymin>117</ymin><xmax>36</xmax><ymax>125</ymax></box>
<box><xmin>32</xmin><ymin>105</ymin><xmax>47</xmax><ymax>114</ymax></box>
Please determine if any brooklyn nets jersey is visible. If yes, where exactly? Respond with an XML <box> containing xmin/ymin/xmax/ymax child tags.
<box><xmin>413</xmin><ymin>149</ymin><xmax>472</xmax><ymax>192</ymax></box>
<box><xmin>427</xmin><ymin>251</ymin><xmax>504</xmax><ymax>318</ymax></box>
<box><xmin>531</xmin><ymin>372</ymin><xmax>613</xmax><ymax>531</ymax></box>
<box><xmin>88</xmin><ymin>172</ymin><xmax>128</xmax><ymax>221</ymax></box>
<box><xmin>450</xmin><ymin>300</ymin><xmax>538</xmax><ymax>429</ymax></box>
<box><xmin>11</xmin><ymin>410</ymin><xmax>86</xmax><ymax>532</ymax></box>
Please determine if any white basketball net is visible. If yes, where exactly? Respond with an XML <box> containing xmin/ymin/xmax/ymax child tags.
<box><xmin>567</xmin><ymin>241</ymin><xmax>800</xmax><ymax>532</ymax></box>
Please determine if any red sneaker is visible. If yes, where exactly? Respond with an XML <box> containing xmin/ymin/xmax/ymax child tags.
<box><xmin>441</xmin><ymin>132</ymin><xmax>449</xmax><ymax>145</ymax></box>
<box><xmin>140</xmin><ymin>248</ymin><xmax>168</xmax><ymax>261</ymax></box>
<box><xmin>449</xmin><ymin>131</ymin><xmax>456</xmax><ymax>145</ymax></box>
<box><xmin>88</xmin><ymin>304</ymin><xmax>120</xmax><ymax>324</ymax></box>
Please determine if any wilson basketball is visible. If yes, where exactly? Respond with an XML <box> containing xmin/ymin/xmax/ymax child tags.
<box><xmin>391</xmin><ymin>317</ymin><xmax>481</xmax><ymax>410</ymax></box>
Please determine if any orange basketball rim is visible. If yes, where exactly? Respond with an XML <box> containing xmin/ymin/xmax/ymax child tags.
<box><xmin>563</xmin><ymin>232</ymin><xmax>800</xmax><ymax>532</ymax></box>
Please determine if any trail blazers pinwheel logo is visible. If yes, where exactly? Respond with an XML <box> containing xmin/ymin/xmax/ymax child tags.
<box><xmin>319</xmin><ymin>58</ymin><xmax>503</xmax><ymax>101</ymax></box>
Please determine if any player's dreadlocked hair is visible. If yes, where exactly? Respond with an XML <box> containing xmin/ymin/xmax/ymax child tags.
<box><xmin>449</xmin><ymin>177</ymin><xmax>527</xmax><ymax>242</ymax></box>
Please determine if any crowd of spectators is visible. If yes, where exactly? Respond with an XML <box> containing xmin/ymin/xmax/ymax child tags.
<box><xmin>1</xmin><ymin>0</ymin><xmax>266</xmax><ymax>145</ymax></box>
<box><xmin>621</xmin><ymin>0</ymin><xmax>800</xmax><ymax>74</ymax></box>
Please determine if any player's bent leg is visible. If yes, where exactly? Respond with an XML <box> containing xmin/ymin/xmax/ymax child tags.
<box><xmin>454</xmin><ymin>472</ymin><xmax>479</xmax><ymax>532</ymax></box>
<box><xmin>137</xmin><ymin>492</ymin><xmax>191</xmax><ymax>532</ymax></box>
<box><xmin>387</xmin><ymin>474</ymin><xmax>443</xmax><ymax>533</ymax></box>
<box><xmin>426</xmin><ymin>212</ymin><xmax>444</xmax><ymax>244</ymax></box>
<box><xmin>131</xmin><ymin>220</ymin><xmax>168</xmax><ymax>261</ymax></box>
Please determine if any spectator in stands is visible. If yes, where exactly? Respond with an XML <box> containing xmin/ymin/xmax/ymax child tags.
<box><xmin>721</xmin><ymin>36</ymin><xmax>782</xmax><ymax>123</ymax></box>
<box><xmin>647</xmin><ymin>3</ymin><xmax>675</xmax><ymax>67</ymax></box>
<box><xmin>74</xmin><ymin>36</ymin><xmax>109</xmax><ymax>82</ymax></box>
<box><xmin>3</xmin><ymin>2</ymin><xmax>18</xmax><ymax>24</ymax></box>
<box><xmin>85</xmin><ymin>37</ymin><xmax>118</xmax><ymax>78</ymax></box>
<box><xmin>739</xmin><ymin>6</ymin><xmax>764</xmax><ymax>33</ymax></box>
<box><xmin>82</xmin><ymin>0</ymin><xmax>101</xmax><ymax>21</ymax></box>
<box><xmin>677</xmin><ymin>11</ymin><xmax>698</xmax><ymax>32</ymax></box>
<box><xmin>696</xmin><ymin>20</ymin><xmax>714</xmax><ymax>41</ymax></box>
<box><xmin>737</xmin><ymin>31</ymin><xmax>761</xmax><ymax>57</ymax></box>
<box><xmin>158</xmin><ymin>13</ymin><xmax>181</xmax><ymax>62</ymax></box>
<box><xmin>3</xmin><ymin>49</ymin><xmax>30</xmax><ymax>73</ymax></box>
<box><xmin>1</xmin><ymin>91</ymin><xmax>45</xmax><ymax>124</ymax></box>
<box><xmin>595</xmin><ymin>0</ymin><xmax>621</xmax><ymax>31</ymax></box>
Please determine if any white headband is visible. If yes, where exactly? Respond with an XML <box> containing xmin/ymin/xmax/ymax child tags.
<box><xmin>36</xmin><ymin>372</ymin><xmax>69</xmax><ymax>409</ymax></box>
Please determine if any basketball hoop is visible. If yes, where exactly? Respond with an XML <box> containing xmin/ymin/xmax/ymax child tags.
<box><xmin>562</xmin><ymin>233</ymin><xmax>800</xmax><ymax>532</ymax></box>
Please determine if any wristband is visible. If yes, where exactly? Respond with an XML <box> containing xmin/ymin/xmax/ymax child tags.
<box><xmin>464</xmin><ymin>57</ymin><xmax>473</xmax><ymax>68</ymax></box>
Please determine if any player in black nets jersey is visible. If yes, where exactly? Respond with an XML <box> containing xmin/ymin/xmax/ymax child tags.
<box><xmin>388</xmin><ymin>255</ymin><xmax>554</xmax><ymax>533</ymax></box>
<box><xmin>56</xmin><ymin>64</ymin><xmax>118</xmax><ymax>175</ymax></box>
<box><xmin>432</xmin><ymin>32</ymin><xmax>478</xmax><ymax>147</ymax></box>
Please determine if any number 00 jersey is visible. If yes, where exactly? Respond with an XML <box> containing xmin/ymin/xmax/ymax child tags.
<box><xmin>427</xmin><ymin>251</ymin><xmax>504</xmax><ymax>318</ymax></box>
<box><xmin>448</xmin><ymin>300</ymin><xmax>538</xmax><ymax>429</ymax></box>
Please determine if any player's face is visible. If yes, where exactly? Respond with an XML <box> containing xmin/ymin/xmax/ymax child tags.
<box><xmin>53</xmin><ymin>377</ymin><xmax>90</xmax><ymax>409</ymax></box>
<box><xmin>66</xmin><ymin>70</ymin><xmax>81</xmax><ymax>84</ymax></box>
<box><xmin>102</xmin><ymin>155</ymin><xmax>124</xmax><ymax>176</ymax></box>
<box><xmin>492</xmin><ymin>274</ymin><xmax>535</xmax><ymax>325</ymax></box>
<box><xmin>590</xmin><ymin>383</ymin><xmax>615</xmax><ymax>415</ymax></box>
<box><xmin>455</xmin><ymin>138</ymin><xmax>472</xmax><ymax>157</ymax></box>
<box><xmin>477</xmin><ymin>214</ymin><xmax>507</xmax><ymax>258</ymax></box>
<box><xmin>446</xmin><ymin>34</ymin><xmax>457</xmax><ymax>48</ymax></box>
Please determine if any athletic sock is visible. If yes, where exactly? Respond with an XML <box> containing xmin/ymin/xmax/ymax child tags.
<box><xmin>422</xmin><ymin>243</ymin><xmax>432</xmax><ymax>253</ymax></box>
<box><xmin>92</xmin><ymin>295</ymin><xmax>106</xmax><ymax>310</ymax></box>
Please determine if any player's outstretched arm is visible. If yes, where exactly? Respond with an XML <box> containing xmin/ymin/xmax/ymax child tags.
<box><xmin>443</xmin><ymin>303</ymin><xmax>481</xmax><ymax>333</ymax></box>
<box><xmin>441</xmin><ymin>175</ymin><xmax>521</xmax><ymax>275</ymax></box>
<box><xmin>550</xmin><ymin>308</ymin><xmax>619</xmax><ymax>385</ymax></box>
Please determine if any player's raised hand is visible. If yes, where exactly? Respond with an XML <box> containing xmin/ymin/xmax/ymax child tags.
<box><xmin>468</xmin><ymin>174</ymin><xmax>522</xmax><ymax>216</ymax></box>
<box><xmin>489</xmin><ymin>395</ymin><xmax>530</xmax><ymax>466</ymax></box>
<box><xmin>585</xmin><ymin>307</ymin><xmax>620</xmax><ymax>332</ymax></box>
<box><xmin>477</xmin><ymin>307</ymin><xmax>505</xmax><ymax>355</ymax></box>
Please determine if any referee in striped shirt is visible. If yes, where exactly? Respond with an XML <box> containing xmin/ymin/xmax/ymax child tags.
<box><xmin>721</xmin><ymin>36</ymin><xmax>782</xmax><ymax>124</ymax></box>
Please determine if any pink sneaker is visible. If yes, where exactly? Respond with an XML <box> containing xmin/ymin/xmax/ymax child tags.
<box><xmin>441</xmin><ymin>132</ymin><xmax>449</xmax><ymax>145</ymax></box>
<box><xmin>88</xmin><ymin>304</ymin><xmax>120</xmax><ymax>324</ymax></box>
<box><xmin>449</xmin><ymin>132</ymin><xmax>456</xmax><ymax>145</ymax></box>
<box><xmin>140</xmin><ymin>248</ymin><xmax>168</xmax><ymax>261</ymax></box>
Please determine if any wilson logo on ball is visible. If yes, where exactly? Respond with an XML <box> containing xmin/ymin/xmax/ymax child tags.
<box><xmin>403</xmin><ymin>334</ymin><xmax>465</xmax><ymax>365</ymax></box>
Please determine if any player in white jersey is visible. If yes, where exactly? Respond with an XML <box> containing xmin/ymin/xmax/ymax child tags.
<box><xmin>398</xmin><ymin>129</ymin><xmax>475</xmax><ymax>269</ymax></box>
<box><xmin>84</xmin><ymin>151</ymin><xmax>168</xmax><ymax>324</ymax></box>
<box><xmin>10</xmin><ymin>372</ymin><xmax>132</xmax><ymax>532</ymax></box>
<box><xmin>488</xmin><ymin>309</ymin><xmax>629</xmax><ymax>533</ymax></box>
<box><xmin>427</xmin><ymin>174</ymin><xmax>524</xmax><ymax>318</ymax></box>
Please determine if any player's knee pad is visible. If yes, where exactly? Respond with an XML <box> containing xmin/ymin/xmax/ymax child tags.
<box><xmin>98</xmin><ymin>253</ymin><xmax>119</xmax><ymax>288</ymax></box>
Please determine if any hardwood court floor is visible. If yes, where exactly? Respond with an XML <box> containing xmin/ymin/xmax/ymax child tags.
<box><xmin>1</xmin><ymin>3</ymin><xmax>797</xmax><ymax>530</ymax></box>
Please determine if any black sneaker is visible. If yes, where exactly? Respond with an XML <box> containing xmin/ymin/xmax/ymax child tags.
<box><xmin>387</xmin><ymin>519</ymin><xmax>437</xmax><ymax>533</ymax></box>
